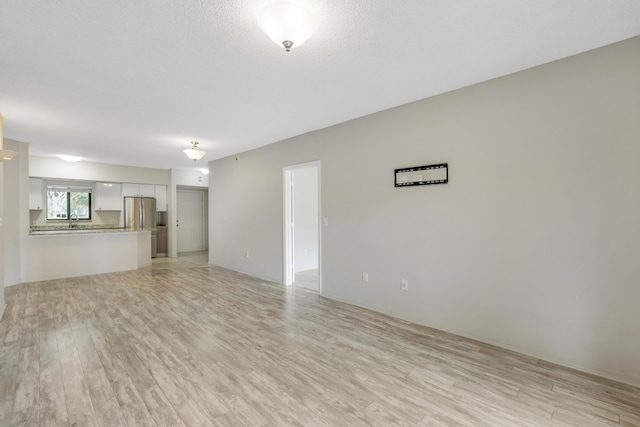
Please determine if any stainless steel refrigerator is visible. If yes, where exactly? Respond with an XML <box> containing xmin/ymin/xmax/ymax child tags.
<box><xmin>123</xmin><ymin>196</ymin><xmax>157</xmax><ymax>257</ymax></box>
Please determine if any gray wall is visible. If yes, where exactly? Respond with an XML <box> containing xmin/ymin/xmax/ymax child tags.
<box><xmin>210</xmin><ymin>36</ymin><xmax>640</xmax><ymax>387</ymax></box>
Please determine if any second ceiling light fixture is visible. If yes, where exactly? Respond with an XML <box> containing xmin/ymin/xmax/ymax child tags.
<box><xmin>184</xmin><ymin>141</ymin><xmax>206</xmax><ymax>161</ymax></box>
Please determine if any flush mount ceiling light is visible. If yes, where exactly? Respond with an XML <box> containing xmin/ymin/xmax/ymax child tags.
<box><xmin>258</xmin><ymin>1</ymin><xmax>318</xmax><ymax>52</ymax></box>
<box><xmin>0</xmin><ymin>149</ymin><xmax>17</xmax><ymax>161</ymax></box>
<box><xmin>183</xmin><ymin>141</ymin><xmax>206</xmax><ymax>161</ymax></box>
<box><xmin>0</xmin><ymin>113</ymin><xmax>17</xmax><ymax>162</ymax></box>
<box><xmin>58</xmin><ymin>154</ymin><xmax>82</xmax><ymax>162</ymax></box>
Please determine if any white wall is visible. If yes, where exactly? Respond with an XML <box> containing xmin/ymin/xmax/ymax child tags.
<box><xmin>3</xmin><ymin>139</ymin><xmax>29</xmax><ymax>287</ymax></box>
<box><xmin>170</xmin><ymin>168</ymin><xmax>209</xmax><ymax>187</ymax></box>
<box><xmin>210</xmin><ymin>36</ymin><xmax>640</xmax><ymax>387</ymax></box>
<box><xmin>30</xmin><ymin>155</ymin><xmax>170</xmax><ymax>184</ymax></box>
<box><xmin>293</xmin><ymin>167</ymin><xmax>318</xmax><ymax>272</ymax></box>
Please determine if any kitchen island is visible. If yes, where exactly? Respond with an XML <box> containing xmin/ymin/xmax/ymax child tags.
<box><xmin>25</xmin><ymin>229</ymin><xmax>152</xmax><ymax>282</ymax></box>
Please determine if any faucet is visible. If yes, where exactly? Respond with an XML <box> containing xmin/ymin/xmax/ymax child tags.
<box><xmin>69</xmin><ymin>213</ymin><xmax>78</xmax><ymax>228</ymax></box>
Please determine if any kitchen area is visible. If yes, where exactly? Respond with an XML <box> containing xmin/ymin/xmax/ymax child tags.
<box><xmin>29</xmin><ymin>179</ymin><xmax>169</xmax><ymax>259</ymax></box>
<box><xmin>2</xmin><ymin>139</ymin><xmax>209</xmax><ymax>286</ymax></box>
<box><xmin>25</xmin><ymin>179</ymin><xmax>170</xmax><ymax>282</ymax></box>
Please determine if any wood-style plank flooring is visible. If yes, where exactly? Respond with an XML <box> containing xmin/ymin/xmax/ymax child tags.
<box><xmin>1</xmin><ymin>252</ymin><xmax>639</xmax><ymax>426</ymax></box>
<box><xmin>293</xmin><ymin>269</ymin><xmax>319</xmax><ymax>292</ymax></box>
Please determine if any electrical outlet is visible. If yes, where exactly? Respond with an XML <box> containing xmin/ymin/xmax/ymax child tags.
<box><xmin>245</xmin><ymin>251</ymin><xmax>250</xmax><ymax>258</ymax></box>
<box><xmin>362</xmin><ymin>272</ymin><xmax>369</xmax><ymax>283</ymax></box>
<box><xmin>401</xmin><ymin>279</ymin><xmax>409</xmax><ymax>291</ymax></box>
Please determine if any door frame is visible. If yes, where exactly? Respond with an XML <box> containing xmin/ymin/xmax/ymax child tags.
<box><xmin>283</xmin><ymin>161</ymin><xmax>321</xmax><ymax>292</ymax></box>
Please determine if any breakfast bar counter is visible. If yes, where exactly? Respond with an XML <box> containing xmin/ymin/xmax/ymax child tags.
<box><xmin>24</xmin><ymin>229</ymin><xmax>152</xmax><ymax>282</ymax></box>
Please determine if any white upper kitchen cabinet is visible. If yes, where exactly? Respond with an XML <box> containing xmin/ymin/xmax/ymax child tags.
<box><xmin>154</xmin><ymin>185</ymin><xmax>167</xmax><ymax>211</ymax></box>
<box><xmin>95</xmin><ymin>182</ymin><xmax>122</xmax><ymax>211</ymax></box>
<box><xmin>122</xmin><ymin>183</ymin><xmax>155</xmax><ymax>197</ymax></box>
<box><xmin>29</xmin><ymin>178</ymin><xmax>43</xmax><ymax>210</ymax></box>
<box><xmin>139</xmin><ymin>184</ymin><xmax>155</xmax><ymax>197</ymax></box>
<box><xmin>121</xmin><ymin>183</ymin><xmax>138</xmax><ymax>197</ymax></box>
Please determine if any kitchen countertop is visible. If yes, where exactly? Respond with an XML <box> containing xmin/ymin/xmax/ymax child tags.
<box><xmin>29</xmin><ymin>226</ymin><xmax>155</xmax><ymax>236</ymax></box>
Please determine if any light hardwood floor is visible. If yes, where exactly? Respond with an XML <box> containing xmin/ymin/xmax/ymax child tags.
<box><xmin>1</xmin><ymin>254</ymin><xmax>639</xmax><ymax>426</ymax></box>
<box><xmin>294</xmin><ymin>269</ymin><xmax>319</xmax><ymax>292</ymax></box>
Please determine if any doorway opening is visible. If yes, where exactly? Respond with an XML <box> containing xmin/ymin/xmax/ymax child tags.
<box><xmin>283</xmin><ymin>161</ymin><xmax>321</xmax><ymax>292</ymax></box>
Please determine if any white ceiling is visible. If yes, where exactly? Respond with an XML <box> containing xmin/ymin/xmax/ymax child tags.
<box><xmin>1</xmin><ymin>1</ymin><xmax>639</xmax><ymax>171</ymax></box>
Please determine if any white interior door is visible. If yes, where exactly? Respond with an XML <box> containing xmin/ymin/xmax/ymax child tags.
<box><xmin>177</xmin><ymin>190</ymin><xmax>205</xmax><ymax>253</ymax></box>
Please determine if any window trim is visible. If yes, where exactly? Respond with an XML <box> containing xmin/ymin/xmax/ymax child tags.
<box><xmin>45</xmin><ymin>181</ymin><xmax>93</xmax><ymax>222</ymax></box>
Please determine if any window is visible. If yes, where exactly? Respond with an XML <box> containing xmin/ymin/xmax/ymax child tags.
<box><xmin>46</xmin><ymin>185</ymin><xmax>92</xmax><ymax>221</ymax></box>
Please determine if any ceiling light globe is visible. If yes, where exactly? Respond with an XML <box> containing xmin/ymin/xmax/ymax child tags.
<box><xmin>184</xmin><ymin>141</ymin><xmax>206</xmax><ymax>161</ymax></box>
<box><xmin>258</xmin><ymin>2</ymin><xmax>318</xmax><ymax>51</ymax></box>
